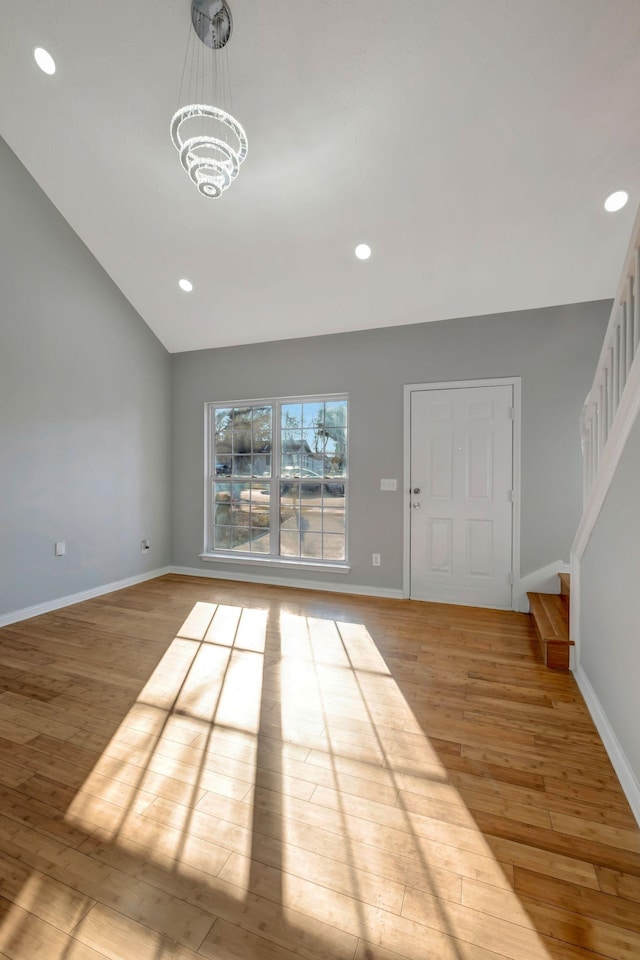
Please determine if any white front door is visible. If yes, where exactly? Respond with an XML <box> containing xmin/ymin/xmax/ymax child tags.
<box><xmin>409</xmin><ymin>383</ymin><xmax>514</xmax><ymax>608</ymax></box>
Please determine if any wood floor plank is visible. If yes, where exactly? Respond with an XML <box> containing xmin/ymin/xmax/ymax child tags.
<box><xmin>0</xmin><ymin>574</ymin><xmax>637</xmax><ymax>960</ymax></box>
<box><xmin>0</xmin><ymin>854</ymin><xmax>95</xmax><ymax>933</ymax></box>
<box><xmin>71</xmin><ymin>903</ymin><xmax>210</xmax><ymax>960</ymax></box>
<box><xmin>462</xmin><ymin>875</ymin><xmax>640</xmax><ymax>959</ymax></box>
<box><xmin>398</xmin><ymin>783</ymin><xmax>554</xmax><ymax>830</ymax></box>
<box><xmin>199</xmin><ymin>917</ymin><xmax>307</xmax><ymax>960</ymax></box>
<box><xmin>596</xmin><ymin>866</ymin><xmax>640</xmax><ymax>903</ymax></box>
<box><xmin>473</xmin><ymin>810</ymin><xmax>640</xmax><ymax>876</ymax></box>
<box><xmin>550</xmin><ymin>811</ymin><xmax>640</xmax><ymax>854</ymax></box>
<box><xmin>0</xmin><ymin>896</ymin><xmax>109</xmax><ymax>960</ymax></box>
<box><xmin>512</xmin><ymin>867</ymin><xmax>640</xmax><ymax>934</ymax></box>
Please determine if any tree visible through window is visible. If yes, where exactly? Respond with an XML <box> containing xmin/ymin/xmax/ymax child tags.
<box><xmin>206</xmin><ymin>397</ymin><xmax>348</xmax><ymax>563</ymax></box>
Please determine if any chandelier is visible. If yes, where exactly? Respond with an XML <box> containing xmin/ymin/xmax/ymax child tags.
<box><xmin>170</xmin><ymin>0</ymin><xmax>247</xmax><ymax>200</ymax></box>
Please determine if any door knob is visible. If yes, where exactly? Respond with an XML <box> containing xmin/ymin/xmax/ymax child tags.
<box><xmin>412</xmin><ymin>502</ymin><xmax>421</xmax><ymax>509</ymax></box>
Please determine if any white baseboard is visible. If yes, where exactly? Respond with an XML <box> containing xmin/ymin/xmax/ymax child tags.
<box><xmin>514</xmin><ymin>560</ymin><xmax>570</xmax><ymax>612</ymax></box>
<box><xmin>574</xmin><ymin>665</ymin><xmax>640</xmax><ymax>828</ymax></box>
<box><xmin>0</xmin><ymin>567</ymin><xmax>173</xmax><ymax>628</ymax></box>
<box><xmin>169</xmin><ymin>565</ymin><xmax>405</xmax><ymax>601</ymax></box>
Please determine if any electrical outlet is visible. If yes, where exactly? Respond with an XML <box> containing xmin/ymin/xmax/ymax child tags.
<box><xmin>141</xmin><ymin>539</ymin><xmax>150</xmax><ymax>553</ymax></box>
<box><xmin>372</xmin><ymin>553</ymin><xmax>381</xmax><ymax>567</ymax></box>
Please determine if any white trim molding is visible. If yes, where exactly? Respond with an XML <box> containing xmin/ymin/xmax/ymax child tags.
<box><xmin>171</xmin><ymin>565</ymin><xmax>404</xmax><ymax>600</ymax></box>
<box><xmin>403</xmin><ymin>376</ymin><xmax>522</xmax><ymax>608</ymax></box>
<box><xmin>0</xmin><ymin>567</ymin><xmax>173</xmax><ymax>628</ymax></box>
<box><xmin>199</xmin><ymin>553</ymin><xmax>351</xmax><ymax>574</ymax></box>
<box><xmin>574</xmin><ymin>666</ymin><xmax>640</xmax><ymax>828</ymax></box>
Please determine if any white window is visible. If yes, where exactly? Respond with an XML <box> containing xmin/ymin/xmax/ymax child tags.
<box><xmin>204</xmin><ymin>396</ymin><xmax>348</xmax><ymax>566</ymax></box>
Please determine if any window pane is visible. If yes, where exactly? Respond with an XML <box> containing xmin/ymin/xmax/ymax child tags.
<box><xmin>325</xmin><ymin>428</ymin><xmax>347</xmax><ymax>476</ymax></box>
<box><xmin>323</xmin><ymin>534</ymin><xmax>345</xmax><ymax>561</ymax></box>
<box><xmin>322</xmin><ymin>488</ymin><xmax>345</xmax><ymax>534</ymax></box>
<box><xmin>252</xmin><ymin>406</ymin><xmax>272</xmax><ymax>448</ymax></box>
<box><xmin>232</xmin><ymin>455</ymin><xmax>252</xmax><ymax>476</ymax></box>
<box><xmin>282</xmin><ymin>426</ymin><xmax>302</xmax><ymax>475</ymax></box>
<box><xmin>301</xmin><ymin>529</ymin><xmax>322</xmax><ymax>559</ymax></box>
<box><xmin>227</xmin><ymin>483</ymin><xmax>251</xmax><ymax>525</ymax></box>
<box><xmin>214</xmin><ymin>525</ymin><xmax>233</xmax><ymax>549</ymax></box>
<box><xmin>323</xmin><ymin>481</ymin><xmax>345</xmax><ymax>500</ymax></box>
<box><xmin>232</xmin><ymin>527</ymin><xmax>251</xmax><ymax>550</ymax></box>
<box><xmin>250</xmin><ymin>483</ymin><xmax>270</xmax><ymax>502</ymax></box>
<box><xmin>280</xmin><ymin>529</ymin><xmax>300</xmax><ymax>557</ymax></box>
<box><xmin>325</xmin><ymin>400</ymin><xmax>347</xmax><ymax>428</ymax></box>
<box><xmin>282</xmin><ymin>404</ymin><xmax>302</xmax><ymax>429</ymax></box>
<box><xmin>250</xmin><ymin>485</ymin><xmax>270</xmax><ymax>533</ymax></box>
<box><xmin>231</xmin><ymin>407</ymin><xmax>253</xmax><ymax>456</ymax></box>
<box><xmin>300</xmin><ymin>481</ymin><xmax>322</xmax><ymax>498</ymax></box>
<box><xmin>215</xmin><ymin>408</ymin><xmax>233</xmax><ymax>447</ymax></box>
<box><xmin>302</xmin><ymin>401</ymin><xmax>324</xmax><ymax>428</ymax></box>
<box><xmin>282</xmin><ymin>455</ymin><xmax>302</xmax><ymax>477</ymax></box>
<box><xmin>214</xmin><ymin>484</ymin><xmax>232</xmax><ymax>525</ymax></box>
<box><xmin>215</xmin><ymin>456</ymin><xmax>232</xmax><ymax>476</ymax></box>
<box><xmin>301</xmin><ymin>504</ymin><xmax>323</xmax><ymax>532</ymax></box>
<box><xmin>251</xmin><ymin>535</ymin><xmax>270</xmax><ymax>554</ymax></box>
<box><xmin>302</xmin><ymin>427</ymin><xmax>323</xmax><ymax>459</ymax></box>
<box><xmin>280</xmin><ymin>483</ymin><xmax>300</xmax><ymax>529</ymax></box>
<box><xmin>252</xmin><ymin>454</ymin><xmax>271</xmax><ymax>477</ymax></box>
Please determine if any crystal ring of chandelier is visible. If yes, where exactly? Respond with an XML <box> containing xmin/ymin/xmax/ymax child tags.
<box><xmin>170</xmin><ymin>104</ymin><xmax>248</xmax><ymax>200</ymax></box>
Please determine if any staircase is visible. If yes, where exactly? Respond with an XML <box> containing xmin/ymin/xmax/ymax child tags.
<box><xmin>528</xmin><ymin>573</ymin><xmax>573</xmax><ymax>670</ymax></box>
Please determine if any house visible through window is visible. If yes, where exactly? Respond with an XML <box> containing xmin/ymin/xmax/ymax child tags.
<box><xmin>205</xmin><ymin>396</ymin><xmax>348</xmax><ymax>564</ymax></box>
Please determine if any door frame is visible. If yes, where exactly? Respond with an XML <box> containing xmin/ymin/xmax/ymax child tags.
<box><xmin>403</xmin><ymin>377</ymin><xmax>522</xmax><ymax>608</ymax></box>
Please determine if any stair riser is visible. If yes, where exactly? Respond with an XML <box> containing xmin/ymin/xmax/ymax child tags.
<box><xmin>545</xmin><ymin>642</ymin><xmax>571</xmax><ymax>671</ymax></box>
<box><xmin>528</xmin><ymin>585</ymin><xmax>572</xmax><ymax>671</ymax></box>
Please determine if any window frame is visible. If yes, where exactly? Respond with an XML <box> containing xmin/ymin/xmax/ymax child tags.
<box><xmin>201</xmin><ymin>394</ymin><xmax>350</xmax><ymax>572</ymax></box>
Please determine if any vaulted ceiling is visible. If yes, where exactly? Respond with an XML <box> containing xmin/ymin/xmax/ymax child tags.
<box><xmin>2</xmin><ymin>1</ymin><xmax>639</xmax><ymax>352</ymax></box>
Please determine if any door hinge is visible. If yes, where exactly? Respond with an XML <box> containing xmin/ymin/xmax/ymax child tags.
<box><xmin>508</xmin><ymin>490</ymin><xmax>515</xmax><ymax>502</ymax></box>
<box><xmin>507</xmin><ymin>572</ymin><xmax>514</xmax><ymax>585</ymax></box>
<box><xmin>508</xmin><ymin>407</ymin><xmax>516</xmax><ymax>420</ymax></box>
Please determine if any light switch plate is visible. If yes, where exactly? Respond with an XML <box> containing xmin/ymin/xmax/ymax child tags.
<box><xmin>380</xmin><ymin>478</ymin><xmax>397</xmax><ymax>491</ymax></box>
<box><xmin>54</xmin><ymin>541</ymin><xmax>66</xmax><ymax>557</ymax></box>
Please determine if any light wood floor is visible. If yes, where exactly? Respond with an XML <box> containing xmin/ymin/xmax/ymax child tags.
<box><xmin>0</xmin><ymin>574</ymin><xmax>638</xmax><ymax>960</ymax></box>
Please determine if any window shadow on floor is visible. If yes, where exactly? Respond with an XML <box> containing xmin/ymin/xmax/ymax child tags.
<box><xmin>0</xmin><ymin>576</ymin><xmax>638</xmax><ymax>959</ymax></box>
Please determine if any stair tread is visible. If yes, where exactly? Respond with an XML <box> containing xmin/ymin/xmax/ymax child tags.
<box><xmin>527</xmin><ymin>592</ymin><xmax>573</xmax><ymax>645</ymax></box>
<box><xmin>558</xmin><ymin>572</ymin><xmax>571</xmax><ymax>596</ymax></box>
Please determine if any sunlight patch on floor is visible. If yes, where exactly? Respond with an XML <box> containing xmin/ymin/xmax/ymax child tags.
<box><xmin>44</xmin><ymin>598</ymin><xmax>560</xmax><ymax>960</ymax></box>
<box><xmin>65</xmin><ymin>601</ymin><xmax>267</xmax><ymax>878</ymax></box>
<box><xmin>274</xmin><ymin>611</ymin><xmax>554</xmax><ymax>959</ymax></box>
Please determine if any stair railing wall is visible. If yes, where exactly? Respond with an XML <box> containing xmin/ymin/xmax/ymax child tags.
<box><xmin>581</xmin><ymin>205</ymin><xmax>640</xmax><ymax>502</ymax></box>
<box><xmin>571</xmin><ymin>203</ymin><xmax>640</xmax><ymax>827</ymax></box>
<box><xmin>573</xmin><ymin>202</ymin><xmax>640</xmax><ymax>668</ymax></box>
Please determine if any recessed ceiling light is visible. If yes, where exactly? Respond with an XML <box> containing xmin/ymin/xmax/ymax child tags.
<box><xmin>34</xmin><ymin>47</ymin><xmax>56</xmax><ymax>75</ymax></box>
<box><xmin>604</xmin><ymin>190</ymin><xmax>629</xmax><ymax>213</ymax></box>
<box><xmin>178</xmin><ymin>278</ymin><xmax>193</xmax><ymax>292</ymax></box>
<box><xmin>355</xmin><ymin>243</ymin><xmax>372</xmax><ymax>260</ymax></box>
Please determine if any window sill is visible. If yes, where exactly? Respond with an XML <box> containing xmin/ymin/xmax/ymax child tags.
<box><xmin>199</xmin><ymin>553</ymin><xmax>351</xmax><ymax>574</ymax></box>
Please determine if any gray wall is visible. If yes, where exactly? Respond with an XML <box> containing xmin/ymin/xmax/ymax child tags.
<box><xmin>0</xmin><ymin>131</ymin><xmax>611</xmax><ymax>610</ymax></box>
<box><xmin>580</xmin><ymin>410</ymin><xmax>640</xmax><ymax>787</ymax></box>
<box><xmin>171</xmin><ymin>301</ymin><xmax>609</xmax><ymax>591</ymax></box>
<box><xmin>0</xmin><ymin>138</ymin><xmax>172</xmax><ymax>617</ymax></box>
